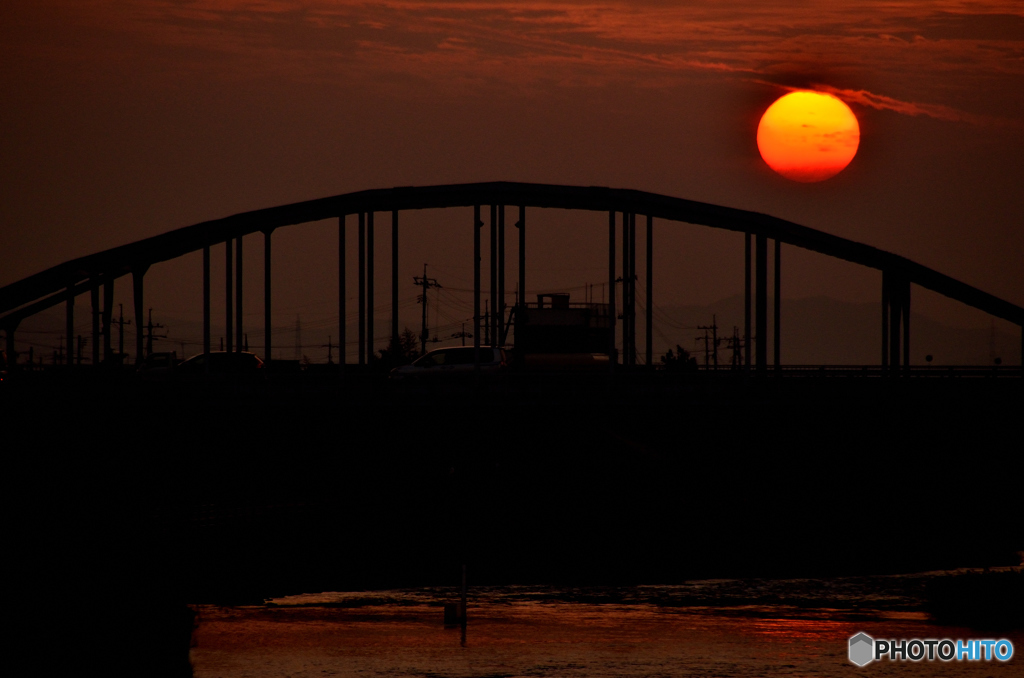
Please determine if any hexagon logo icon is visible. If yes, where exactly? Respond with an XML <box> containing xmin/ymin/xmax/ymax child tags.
<box><xmin>849</xmin><ymin>632</ymin><xmax>874</xmax><ymax>666</ymax></box>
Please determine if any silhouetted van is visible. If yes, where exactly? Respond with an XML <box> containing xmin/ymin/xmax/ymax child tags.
<box><xmin>389</xmin><ymin>347</ymin><xmax>507</xmax><ymax>380</ymax></box>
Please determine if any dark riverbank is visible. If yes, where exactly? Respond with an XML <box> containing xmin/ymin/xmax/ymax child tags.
<box><xmin>5</xmin><ymin>375</ymin><xmax>1021</xmax><ymax>673</ymax></box>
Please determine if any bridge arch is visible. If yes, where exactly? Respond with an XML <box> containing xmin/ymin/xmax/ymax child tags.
<box><xmin>2</xmin><ymin>181</ymin><xmax>1022</xmax><ymax>369</ymax></box>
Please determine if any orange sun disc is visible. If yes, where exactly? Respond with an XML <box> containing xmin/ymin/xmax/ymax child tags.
<box><xmin>757</xmin><ymin>91</ymin><xmax>860</xmax><ymax>182</ymax></box>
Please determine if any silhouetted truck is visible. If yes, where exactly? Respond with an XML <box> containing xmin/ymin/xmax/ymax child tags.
<box><xmin>512</xmin><ymin>293</ymin><xmax>612</xmax><ymax>370</ymax></box>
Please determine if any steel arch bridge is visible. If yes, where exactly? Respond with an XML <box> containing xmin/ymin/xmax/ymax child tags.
<box><xmin>2</xmin><ymin>181</ymin><xmax>1022</xmax><ymax>372</ymax></box>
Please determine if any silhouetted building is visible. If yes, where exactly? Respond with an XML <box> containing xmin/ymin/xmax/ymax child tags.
<box><xmin>512</xmin><ymin>294</ymin><xmax>611</xmax><ymax>366</ymax></box>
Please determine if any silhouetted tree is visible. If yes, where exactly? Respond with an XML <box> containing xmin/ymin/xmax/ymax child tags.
<box><xmin>659</xmin><ymin>344</ymin><xmax>698</xmax><ymax>373</ymax></box>
<box><xmin>372</xmin><ymin>327</ymin><xmax>420</xmax><ymax>370</ymax></box>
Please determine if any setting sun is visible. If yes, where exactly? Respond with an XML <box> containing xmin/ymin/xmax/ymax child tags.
<box><xmin>757</xmin><ymin>91</ymin><xmax>860</xmax><ymax>182</ymax></box>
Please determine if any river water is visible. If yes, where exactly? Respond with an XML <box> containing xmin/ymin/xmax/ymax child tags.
<box><xmin>191</xmin><ymin>572</ymin><xmax>1021</xmax><ymax>677</ymax></box>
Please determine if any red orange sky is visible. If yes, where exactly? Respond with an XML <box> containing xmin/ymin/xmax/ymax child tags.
<box><xmin>1</xmin><ymin>1</ymin><xmax>1022</xmax><ymax>361</ymax></box>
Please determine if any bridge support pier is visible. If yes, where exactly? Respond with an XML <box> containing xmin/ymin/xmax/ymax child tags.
<box><xmin>66</xmin><ymin>282</ymin><xmax>75</xmax><ymax>366</ymax></box>
<box><xmin>498</xmin><ymin>205</ymin><xmax>505</xmax><ymax>343</ymax></box>
<box><xmin>3</xmin><ymin>323</ymin><xmax>15</xmax><ymax>366</ymax></box>
<box><xmin>756</xmin><ymin>233</ymin><xmax>768</xmax><ymax>374</ymax></box>
<box><xmin>338</xmin><ymin>216</ymin><xmax>346</xmax><ymax>375</ymax></box>
<box><xmin>90</xmin><ymin>279</ymin><xmax>100</xmax><ymax>366</ymax></box>
<box><xmin>264</xmin><ymin>229</ymin><xmax>272</xmax><ymax>364</ymax></box>
<box><xmin>225</xmin><ymin>239</ymin><xmax>233</xmax><ymax>354</ymax></box>
<box><xmin>888</xmin><ymin>272</ymin><xmax>897</xmax><ymax>368</ymax></box>
<box><xmin>358</xmin><ymin>213</ymin><xmax>365</xmax><ymax>366</ymax></box>
<box><xmin>517</xmin><ymin>206</ymin><xmax>526</xmax><ymax>310</ymax></box>
<box><xmin>608</xmin><ymin>211</ymin><xmax>616</xmax><ymax>374</ymax></box>
<box><xmin>626</xmin><ymin>215</ymin><xmax>634</xmax><ymax>368</ymax></box>
<box><xmin>646</xmin><ymin>215</ymin><xmax>653</xmax><ymax>367</ymax></box>
<box><xmin>367</xmin><ymin>212</ymin><xmax>374</xmax><ymax>363</ymax></box>
<box><xmin>392</xmin><ymin>210</ymin><xmax>399</xmax><ymax>354</ymax></box>
<box><xmin>102</xmin><ymin>278</ymin><xmax>113</xmax><ymax>362</ymax></box>
<box><xmin>889</xmin><ymin>278</ymin><xmax>901</xmax><ymax>371</ymax></box>
<box><xmin>474</xmin><ymin>206</ymin><xmax>482</xmax><ymax>375</ymax></box>
<box><xmin>882</xmin><ymin>271</ymin><xmax>911</xmax><ymax>375</ymax></box>
<box><xmin>621</xmin><ymin>212</ymin><xmax>636</xmax><ymax>367</ymax></box>
<box><xmin>629</xmin><ymin>213</ymin><xmax>637</xmax><ymax>367</ymax></box>
<box><xmin>236</xmin><ymin>236</ymin><xmax>243</xmax><ymax>352</ymax></box>
<box><xmin>903</xmin><ymin>282</ymin><xmax>911</xmax><ymax>373</ymax></box>
<box><xmin>881</xmin><ymin>275</ymin><xmax>888</xmax><ymax>370</ymax></box>
<box><xmin>489</xmin><ymin>205</ymin><xmax>497</xmax><ymax>346</ymax></box>
<box><xmin>621</xmin><ymin>212</ymin><xmax>629</xmax><ymax>367</ymax></box>
<box><xmin>774</xmin><ymin>239</ymin><xmax>781</xmax><ymax>371</ymax></box>
<box><xmin>203</xmin><ymin>246</ymin><xmax>210</xmax><ymax>363</ymax></box>
<box><xmin>133</xmin><ymin>267</ymin><xmax>147</xmax><ymax>365</ymax></box>
<box><xmin>744</xmin><ymin>233</ymin><xmax>751</xmax><ymax>371</ymax></box>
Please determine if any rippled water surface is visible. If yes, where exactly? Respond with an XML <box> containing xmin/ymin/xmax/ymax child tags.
<box><xmin>192</xmin><ymin>575</ymin><xmax>1022</xmax><ymax>677</ymax></box>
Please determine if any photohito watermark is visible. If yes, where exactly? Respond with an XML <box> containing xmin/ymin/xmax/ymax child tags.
<box><xmin>849</xmin><ymin>632</ymin><xmax>1014</xmax><ymax>667</ymax></box>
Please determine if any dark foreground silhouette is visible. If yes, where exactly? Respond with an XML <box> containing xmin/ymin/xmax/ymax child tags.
<box><xmin>5</xmin><ymin>375</ymin><xmax>1021</xmax><ymax>674</ymax></box>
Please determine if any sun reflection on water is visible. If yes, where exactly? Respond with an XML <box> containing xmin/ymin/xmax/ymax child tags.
<box><xmin>191</xmin><ymin>586</ymin><xmax>1021</xmax><ymax>678</ymax></box>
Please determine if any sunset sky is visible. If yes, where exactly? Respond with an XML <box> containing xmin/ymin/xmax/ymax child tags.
<box><xmin>2</xmin><ymin>1</ymin><xmax>1022</xmax><ymax>362</ymax></box>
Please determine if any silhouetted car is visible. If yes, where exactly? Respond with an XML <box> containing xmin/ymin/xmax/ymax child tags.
<box><xmin>175</xmin><ymin>351</ymin><xmax>265</xmax><ymax>376</ymax></box>
<box><xmin>136</xmin><ymin>351</ymin><xmax>181</xmax><ymax>379</ymax></box>
<box><xmin>389</xmin><ymin>347</ymin><xmax>507</xmax><ymax>380</ymax></box>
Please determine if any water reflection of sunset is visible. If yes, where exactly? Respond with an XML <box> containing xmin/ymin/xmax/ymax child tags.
<box><xmin>745</xmin><ymin>615</ymin><xmax>852</xmax><ymax>640</ymax></box>
<box><xmin>192</xmin><ymin>598</ymin><xmax>1022</xmax><ymax>677</ymax></box>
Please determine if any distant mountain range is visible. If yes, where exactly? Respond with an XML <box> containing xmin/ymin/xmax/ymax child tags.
<box><xmin>647</xmin><ymin>295</ymin><xmax>1020</xmax><ymax>366</ymax></box>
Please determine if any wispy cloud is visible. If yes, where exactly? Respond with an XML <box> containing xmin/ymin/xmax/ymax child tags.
<box><xmin>7</xmin><ymin>1</ymin><xmax>1024</xmax><ymax>124</ymax></box>
<box><xmin>810</xmin><ymin>85</ymin><xmax>1022</xmax><ymax>129</ymax></box>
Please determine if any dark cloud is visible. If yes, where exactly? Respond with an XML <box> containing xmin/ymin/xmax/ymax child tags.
<box><xmin>919</xmin><ymin>12</ymin><xmax>1024</xmax><ymax>41</ymax></box>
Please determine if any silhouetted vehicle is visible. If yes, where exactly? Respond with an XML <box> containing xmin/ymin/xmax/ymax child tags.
<box><xmin>389</xmin><ymin>347</ymin><xmax>507</xmax><ymax>380</ymax></box>
<box><xmin>136</xmin><ymin>351</ymin><xmax>181</xmax><ymax>379</ymax></box>
<box><xmin>517</xmin><ymin>352</ymin><xmax>611</xmax><ymax>372</ymax></box>
<box><xmin>264</xmin><ymin>359</ymin><xmax>302</xmax><ymax>375</ymax></box>
<box><xmin>175</xmin><ymin>351</ymin><xmax>264</xmax><ymax>376</ymax></box>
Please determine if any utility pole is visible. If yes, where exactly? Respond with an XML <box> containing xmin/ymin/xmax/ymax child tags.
<box><xmin>725</xmin><ymin>326</ymin><xmax>745</xmax><ymax>369</ymax></box>
<box><xmin>110</xmin><ymin>303</ymin><xmax>131</xmax><ymax>356</ymax></box>
<box><xmin>144</xmin><ymin>308</ymin><xmax>167</xmax><ymax>358</ymax></box>
<box><xmin>413</xmin><ymin>264</ymin><xmax>441</xmax><ymax>355</ymax></box>
<box><xmin>989</xmin><ymin>319</ymin><xmax>996</xmax><ymax>363</ymax></box>
<box><xmin>322</xmin><ymin>336</ymin><xmax>334</xmax><ymax>364</ymax></box>
<box><xmin>697</xmin><ymin>315</ymin><xmax>720</xmax><ymax>369</ymax></box>
<box><xmin>451</xmin><ymin>323</ymin><xmax>473</xmax><ymax>346</ymax></box>
<box><xmin>697</xmin><ymin>330</ymin><xmax>710</xmax><ymax>368</ymax></box>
